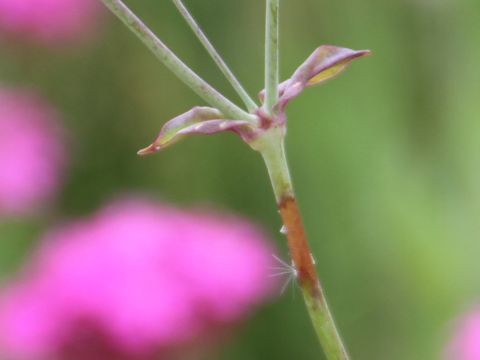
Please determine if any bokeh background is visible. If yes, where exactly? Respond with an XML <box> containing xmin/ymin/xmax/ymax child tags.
<box><xmin>1</xmin><ymin>0</ymin><xmax>480</xmax><ymax>359</ymax></box>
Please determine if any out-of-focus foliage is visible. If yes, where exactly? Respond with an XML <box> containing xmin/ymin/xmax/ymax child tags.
<box><xmin>1</xmin><ymin>0</ymin><xmax>480</xmax><ymax>359</ymax></box>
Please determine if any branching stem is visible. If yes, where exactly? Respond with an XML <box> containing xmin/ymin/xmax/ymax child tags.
<box><xmin>101</xmin><ymin>1</ymin><xmax>352</xmax><ymax>358</ymax></box>
<box><xmin>100</xmin><ymin>0</ymin><xmax>256</xmax><ymax>122</ymax></box>
<box><xmin>171</xmin><ymin>0</ymin><xmax>258</xmax><ymax>112</ymax></box>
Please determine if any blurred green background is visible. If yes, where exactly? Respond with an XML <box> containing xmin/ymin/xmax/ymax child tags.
<box><xmin>1</xmin><ymin>0</ymin><xmax>480</xmax><ymax>359</ymax></box>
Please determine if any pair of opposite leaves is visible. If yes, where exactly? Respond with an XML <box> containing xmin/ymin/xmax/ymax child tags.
<box><xmin>138</xmin><ymin>45</ymin><xmax>370</xmax><ymax>155</ymax></box>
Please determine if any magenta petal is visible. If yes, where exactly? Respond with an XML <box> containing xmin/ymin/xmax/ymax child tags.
<box><xmin>0</xmin><ymin>198</ymin><xmax>277</xmax><ymax>359</ymax></box>
<box><xmin>0</xmin><ymin>0</ymin><xmax>102</xmax><ymax>44</ymax></box>
<box><xmin>446</xmin><ymin>307</ymin><xmax>480</xmax><ymax>360</ymax></box>
<box><xmin>0</xmin><ymin>88</ymin><xmax>66</xmax><ymax>215</ymax></box>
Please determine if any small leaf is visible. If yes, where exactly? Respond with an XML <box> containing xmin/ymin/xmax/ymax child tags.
<box><xmin>138</xmin><ymin>107</ymin><xmax>252</xmax><ymax>155</ymax></box>
<box><xmin>276</xmin><ymin>46</ymin><xmax>370</xmax><ymax>110</ymax></box>
<box><xmin>304</xmin><ymin>46</ymin><xmax>370</xmax><ymax>86</ymax></box>
<box><xmin>259</xmin><ymin>45</ymin><xmax>370</xmax><ymax>112</ymax></box>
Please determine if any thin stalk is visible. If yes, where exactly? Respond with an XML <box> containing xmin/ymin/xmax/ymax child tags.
<box><xmin>259</xmin><ymin>130</ymin><xmax>350</xmax><ymax>360</ymax></box>
<box><xmin>264</xmin><ymin>0</ymin><xmax>280</xmax><ymax>115</ymax></box>
<box><xmin>100</xmin><ymin>0</ymin><xmax>256</xmax><ymax>122</ymax></box>
<box><xmin>171</xmin><ymin>0</ymin><xmax>258</xmax><ymax>112</ymax></box>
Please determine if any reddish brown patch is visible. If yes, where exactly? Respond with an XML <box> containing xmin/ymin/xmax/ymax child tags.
<box><xmin>279</xmin><ymin>195</ymin><xmax>322</xmax><ymax>301</ymax></box>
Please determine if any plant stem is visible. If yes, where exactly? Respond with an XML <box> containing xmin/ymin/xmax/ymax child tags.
<box><xmin>264</xmin><ymin>0</ymin><xmax>280</xmax><ymax>115</ymax></box>
<box><xmin>259</xmin><ymin>129</ymin><xmax>350</xmax><ymax>360</ymax></box>
<box><xmin>100</xmin><ymin>0</ymin><xmax>256</xmax><ymax>122</ymax></box>
<box><xmin>171</xmin><ymin>0</ymin><xmax>258</xmax><ymax>112</ymax></box>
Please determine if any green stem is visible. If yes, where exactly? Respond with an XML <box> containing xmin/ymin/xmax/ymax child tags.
<box><xmin>171</xmin><ymin>0</ymin><xmax>258</xmax><ymax>112</ymax></box>
<box><xmin>100</xmin><ymin>0</ymin><xmax>256</xmax><ymax>122</ymax></box>
<box><xmin>264</xmin><ymin>0</ymin><xmax>280</xmax><ymax>115</ymax></box>
<box><xmin>258</xmin><ymin>129</ymin><xmax>350</xmax><ymax>360</ymax></box>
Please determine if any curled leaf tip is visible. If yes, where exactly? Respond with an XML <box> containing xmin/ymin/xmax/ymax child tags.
<box><xmin>137</xmin><ymin>106</ymin><xmax>223</xmax><ymax>156</ymax></box>
<box><xmin>137</xmin><ymin>106</ymin><xmax>256</xmax><ymax>155</ymax></box>
<box><xmin>277</xmin><ymin>45</ymin><xmax>370</xmax><ymax>110</ymax></box>
<box><xmin>137</xmin><ymin>144</ymin><xmax>160</xmax><ymax>156</ymax></box>
<box><xmin>259</xmin><ymin>45</ymin><xmax>371</xmax><ymax>113</ymax></box>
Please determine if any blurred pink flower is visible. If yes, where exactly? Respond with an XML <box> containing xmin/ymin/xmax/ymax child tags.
<box><xmin>0</xmin><ymin>88</ymin><xmax>65</xmax><ymax>215</ymax></box>
<box><xmin>0</xmin><ymin>199</ymin><xmax>276</xmax><ymax>359</ymax></box>
<box><xmin>445</xmin><ymin>307</ymin><xmax>480</xmax><ymax>360</ymax></box>
<box><xmin>0</xmin><ymin>0</ymin><xmax>101</xmax><ymax>44</ymax></box>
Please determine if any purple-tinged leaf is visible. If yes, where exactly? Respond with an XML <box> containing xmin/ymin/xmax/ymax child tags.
<box><xmin>176</xmin><ymin>119</ymin><xmax>251</xmax><ymax>136</ymax></box>
<box><xmin>138</xmin><ymin>107</ymin><xmax>252</xmax><ymax>155</ymax></box>
<box><xmin>259</xmin><ymin>45</ymin><xmax>370</xmax><ymax>112</ymax></box>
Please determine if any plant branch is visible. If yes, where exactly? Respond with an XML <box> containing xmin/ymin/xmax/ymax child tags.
<box><xmin>102</xmin><ymin>1</ymin><xmax>357</xmax><ymax>358</ymax></box>
<box><xmin>259</xmin><ymin>129</ymin><xmax>350</xmax><ymax>360</ymax></box>
<box><xmin>264</xmin><ymin>0</ymin><xmax>280</xmax><ymax>115</ymax></box>
<box><xmin>171</xmin><ymin>0</ymin><xmax>258</xmax><ymax>112</ymax></box>
<box><xmin>99</xmin><ymin>0</ymin><xmax>256</xmax><ymax>122</ymax></box>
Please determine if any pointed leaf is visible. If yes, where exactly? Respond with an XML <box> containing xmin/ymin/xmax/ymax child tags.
<box><xmin>138</xmin><ymin>107</ymin><xmax>252</xmax><ymax>155</ymax></box>
<box><xmin>276</xmin><ymin>46</ymin><xmax>370</xmax><ymax>110</ymax></box>
<box><xmin>259</xmin><ymin>45</ymin><xmax>370</xmax><ymax>112</ymax></box>
<box><xmin>304</xmin><ymin>46</ymin><xmax>370</xmax><ymax>86</ymax></box>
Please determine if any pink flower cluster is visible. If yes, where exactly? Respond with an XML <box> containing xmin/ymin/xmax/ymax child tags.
<box><xmin>446</xmin><ymin>307</ymin><xmax>480</xmax><ymax>360</ymax></box>
<box><xmin>0</xmin><ymin>0</ymin><xmax>101</xmax><ymax>44</ymax></box>
<box><xmin>0</xmin><ymin>199</ymin><xmax>276</xmax><ymax>360</ymax></box>
<box><xmin>0</xmin><ymin>88</ymin><xmax>65</xmax><ymax>215</ymax></box>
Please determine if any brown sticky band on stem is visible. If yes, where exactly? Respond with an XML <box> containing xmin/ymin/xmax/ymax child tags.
<box><xmin>279</xmin><ymin>195</ymin><xmax>322</xmax><ymax>300</ymax></box>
